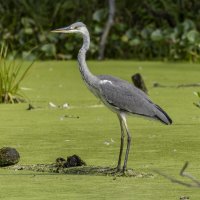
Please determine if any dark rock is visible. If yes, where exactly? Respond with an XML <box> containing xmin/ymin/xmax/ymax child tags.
<box><xmin>55</xmin><ymin>155</ymin><xmax>86</xmax><ymax>168</ymax></box>
<box><xmin>64</xmin><ymin>155</ymin><xmax>86</xmax><ymax>167</ymax></box>
<box><xmin>0</xmin><ymin>147</ymin><xmax>20</xmax><ymax>167</ymax></box>
<box><xmin>131</xmin><ymin>73</ymin><xmax>148</xmax><ymax>94</ymax></box>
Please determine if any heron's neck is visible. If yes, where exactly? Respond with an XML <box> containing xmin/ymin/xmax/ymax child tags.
<box><xmin>78</xmin><ymin>32</ymin><xmax>99</xmax><ymax>89</ymax></box>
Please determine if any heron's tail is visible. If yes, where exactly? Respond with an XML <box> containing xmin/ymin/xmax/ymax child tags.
<box><xmin>154</xmin><ymin>104</ymin><xmax>172</xmax><ymax>125</ymax></box>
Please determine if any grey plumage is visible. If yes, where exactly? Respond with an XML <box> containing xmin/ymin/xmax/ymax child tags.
<box><xmin>52</xmin><ymin>22</ymin><xmax>172</xmax><ymax>172</ymax></box>
<box><xmin>98</xmin><ymin>75</ymin><xmax>172</xmax><ymax>125</ymax></box>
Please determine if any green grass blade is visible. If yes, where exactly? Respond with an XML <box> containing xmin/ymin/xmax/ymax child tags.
<box><xmin>0</xmin><ymin>43</ymin><xmax>34</xmax><ymax>103</ymax></box>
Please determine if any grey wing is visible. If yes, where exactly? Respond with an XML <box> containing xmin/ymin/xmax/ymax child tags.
<box><xmin>98</xmin><ymin>75</ymin><xmax>172</xmax><ymax>125</ymax></box>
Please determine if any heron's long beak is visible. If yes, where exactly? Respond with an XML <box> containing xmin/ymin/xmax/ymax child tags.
<box><xmin>51</xmin><ymin>26</ymin><xmax>72</xmax><ymax>33</ymax></box>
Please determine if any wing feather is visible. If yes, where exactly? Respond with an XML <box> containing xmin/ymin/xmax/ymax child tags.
<box><xmin>98</xmin><ymin>75</ymin><xmax>172</xmax><ymax>124</ymax></box>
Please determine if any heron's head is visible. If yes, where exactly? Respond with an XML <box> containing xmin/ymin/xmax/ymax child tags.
<box><xmin>51</xmin><ymin>22</ymin><xmax>87</xmax><ymax>35</ymax></box>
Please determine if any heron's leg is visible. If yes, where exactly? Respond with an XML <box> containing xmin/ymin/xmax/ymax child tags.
<box><xmin>121</xmin><ymin>114</ymin><xmax>131</xmax><ymax>172</ymax></box>
<box><xmin>116</xmin><ymin>114</ymin><xmax>125</xmax><ymax>171</ymax></box>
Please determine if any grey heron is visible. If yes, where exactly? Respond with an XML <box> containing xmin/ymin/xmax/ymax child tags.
<box><xmin>51</xmin><ymin>22</ymin><xmax>172</xmax><ymax>172</ymax></box>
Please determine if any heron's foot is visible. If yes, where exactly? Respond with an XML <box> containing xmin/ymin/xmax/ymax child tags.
<box><xmin>122</xmin><ymin>166</ymin><xmax>127</xmax><ymax>174</ymax></box>
<box><xmin>116</xmin><ymin>165</ymin><xmax>121</xmax><ymax>172</ymax></box>
<box><xmin>114</xmin><ymin>165</ymin><xmax>127</xmax><ymax>174</ymax></box>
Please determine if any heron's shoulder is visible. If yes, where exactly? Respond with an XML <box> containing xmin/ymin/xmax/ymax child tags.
<box><xmin>98</xmin><ymin>75</ymin><xmax>124</xmax><ymax>82</ymax></box>
<box><xmin>97</xmin><ymin>75</ymin><xmax>144</xmax><ymax>94</ymax></box>
<box><xmin>98</xmin><ymin>75</ymin><xmax>131</xmax><ymax>87</ymax></box>
<box><xmin>97</xmin><ymin>74</ymin><xmax>151</xmax><ymax>102</ymax></box>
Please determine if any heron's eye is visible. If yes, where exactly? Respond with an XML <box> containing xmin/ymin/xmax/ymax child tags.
<box><xmin>71</xmin><ymin>26</ymin><xmax>77</xmax><ymax>30</ymax></box>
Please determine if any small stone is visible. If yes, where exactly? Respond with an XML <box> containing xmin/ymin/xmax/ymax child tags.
<box><xmin>62</xmin><ymin>103</ymin><xmax>69</xmax><ymax>108</ymax></box>
<box><xmin>104</xmin><ymin>141</ymin><xmax>110</xmax><ymax>146</ymax></box>
<box><xmin>0</xmin><ymin>147</ymin><xmax>20</xmax><ymax>167</ymax></box>
<box><xmin>26</xmin><ymin>104</ymin><xmax>35</xmax><ymax>110</ymax></box>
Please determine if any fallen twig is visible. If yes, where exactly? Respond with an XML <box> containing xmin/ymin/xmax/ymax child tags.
<box><xmin>153</xmin><ymin>83</ymin><xmax>200</xmax><ymax>88</ymax></box>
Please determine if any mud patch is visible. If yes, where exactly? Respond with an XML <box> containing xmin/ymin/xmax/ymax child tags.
<box><xmin>7</xmin><ymin>164</ymin><xmax>153</xmax><ymax>177</ymax></box>
<box><xmin>5</xmin><ymin>154</ymin><xmax>153</xmax><ymax>177</ymax></box>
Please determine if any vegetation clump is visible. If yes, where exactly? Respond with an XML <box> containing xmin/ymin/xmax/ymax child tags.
<box><xmin>0</xmin><ymin>44</ymin><xmax>33</xmax><ymax>103</ymax></box>
<box><xmin>194</xmin><ymin>91</ymin><xmax>200</xmax><ymax>108</ymax></box>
